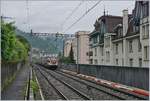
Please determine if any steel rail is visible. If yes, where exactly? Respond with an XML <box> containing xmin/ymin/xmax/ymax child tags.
<box><xmin>40</xmin><ymin>67</ymin><xmax>91</xmax><ymax>100</ymax></box>
<box><xmin>54</xmin><ymin>70</ymin><xmax>127</xmax><ymax>100</ymax></box>
<box><xmin>58</xmin><ymin>70</ymin><xmax>149</xmax><ymax>100</ymax></box>
<box><xmin>36</xmin><ymin>67</ymin><xmax>68</xmax><ymax>100</ymax></box>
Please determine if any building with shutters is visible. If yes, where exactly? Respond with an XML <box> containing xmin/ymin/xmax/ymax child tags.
<box><xmin>89</xmin><ymin>1</ymin><xmax>149</xmax><ymax>67</ymax></box>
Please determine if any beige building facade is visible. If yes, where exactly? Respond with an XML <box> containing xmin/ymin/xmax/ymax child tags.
<box><xmin>64</xmin><ymin>31</ymin><xmax>90</xmax><ymax>64</ymax></box>
<box><xmin>74</xmin><ymin>31</ymin><xmax>90</xmax><ymax>64</ymax></box>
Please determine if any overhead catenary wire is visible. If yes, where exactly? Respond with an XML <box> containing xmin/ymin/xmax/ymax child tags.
<box><xmin>61</xmin><ymin>1</ymin><xmax>84</xmax><ymax>28</ymax></box>
<box><xmin>63</xmin><ymin>0</ymin><xmax>102</xmax><ymax>33</ymax></box>
<box><xmin>1</xmin><ymin>0</ymin><xmax>102</xmax><ymax>1</ymax></box>
<box><xmin>26</xmin><ymin>0</ymin><xmax>31</xmax><ymax>32</ymax></box>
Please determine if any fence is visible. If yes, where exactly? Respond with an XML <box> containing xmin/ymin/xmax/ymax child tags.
<box><xmin>1</xmin><ymin>62</ymin><xmax>24</xmax><ymax>90</ymax></box>
<box><xmin>59</xmin><ymin>64</ymin><xmax>149</xmax><ymax>90</ymax></box>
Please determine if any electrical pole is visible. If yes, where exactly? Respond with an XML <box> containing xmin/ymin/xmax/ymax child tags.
<box><xmin>76</xmin><ymin>33</ymin><xmax>79</xmax><ymax>74</ymax></box>
<box><xmin>30</xmin><ymin>47</ymin><xmax>32</xmax><ymax>63</ymax></box>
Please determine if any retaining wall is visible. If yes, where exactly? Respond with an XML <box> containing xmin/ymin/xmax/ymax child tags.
<box><xmin>59</xmin><ymin>64</ymin><xmax>149</xmax><ymax>90</ymax></box>
<box><xmin>1</xmin><ymin>62</ymin><xmax>24</xmax><ymax>90</ymax></box>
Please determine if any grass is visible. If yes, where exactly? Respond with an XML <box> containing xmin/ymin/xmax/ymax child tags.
<box><xmin>31</xmin><ymin>69</ymin><xmax>42</xmax><ymax>100</ymax></box>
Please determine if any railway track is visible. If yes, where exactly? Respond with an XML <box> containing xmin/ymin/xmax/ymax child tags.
<box><xmin>39</xmin><ymin>65</ymin><xmax>148</xmax><ymax>100</ymax></box>
<box><xmin>39</xmin><ymin>67</ymin><xmax>124</xmax><ymax>100</ymax></box>
<box><xmin>56</xmin><ymin>70</ymin><xmax>149</xmax><ymax>100</ymax></box>
<box><xmin>35</xmin><ymin>65</ymin><xmax>91</xmax><ymax>100</ymax></box>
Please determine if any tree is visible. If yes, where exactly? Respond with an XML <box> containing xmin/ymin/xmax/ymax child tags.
<box><xmin>1</xmin><ymin>19</ymin><xmax>30</xmax><ymax>63</ymax></box>
<box><xmin>69</xmin><ymin>44</ymin><xmax>75</xmax><ymax>63</ymax></box>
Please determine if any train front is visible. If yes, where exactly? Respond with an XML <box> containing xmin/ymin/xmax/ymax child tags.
<box><xmin>46</xmin><ymin>57</ymin><xmax>58</xmax><ymax>70</ymax></box>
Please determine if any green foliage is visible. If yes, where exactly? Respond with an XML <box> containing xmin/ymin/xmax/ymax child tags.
<box><xmin>15</xmin><ymin>29</ymin><xmax>64</xmax><ymax>54</ymax></box>
<box><xmin>30</xmin><ymin>80</ymin><xmax>39</xmax><ymax>92</ymax></box>
<box><xmin>69</xmin><ymin>44</ymin><xmax>75</xmax><ymax>63</ymax></box>
<box><xmin>59</xmin><ymin>44</ymin><xmax>75</xmax><ymax>64</ymax></box>
<box><xmin>1</xmin><ymin>20</ymin><xmax>30</xmax><ymax>62</ymax></box>
<box><xmin>16</xmin><ymin>35</ymin><xmax>31</xmax><ymax>52</ymax></box>
<box><xmin>59</xmin><ymin>56</ymin><xmax>71</xmax><ymax>64</ymax></box>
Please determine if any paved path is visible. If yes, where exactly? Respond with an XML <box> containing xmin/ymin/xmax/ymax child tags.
<box><xmin>1</xmin><ymin>65</ymin><xmax>30</xmax><ymax>100</ymax></box>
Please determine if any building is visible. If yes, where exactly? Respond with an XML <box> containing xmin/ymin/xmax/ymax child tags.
<box><xmin>73</xmin><ymin>31</ymin><xmax>90</xmax><ymax>64</ymax></box>
<box><xmin>89</xmin><ymin>1</ymin><xmax>149</xmax><ymax>67</ymax></box>
<box><xmin>112</xmin><ymin>9</ymin><xmax>142</xmax><ymax>67</ymax></box>
<box><xmin>89</xmin><ymin>15</ymin><xmax>122</xmax><ymax>65</ymax></box>
<box><xmin>139</xmin><ymin>1</ymin><xmax>149</xmax><ymax>67</ymax></box>
<box><xmin>64</xmin><ymin>38</ymin><xmax>73</xmax><ymax>57</ymax></box>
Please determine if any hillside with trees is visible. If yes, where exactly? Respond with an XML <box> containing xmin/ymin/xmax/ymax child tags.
<box><xmin>15</xmin><ymin>29</ymin><xmax>64</xmax><ymax>54</ymax></box>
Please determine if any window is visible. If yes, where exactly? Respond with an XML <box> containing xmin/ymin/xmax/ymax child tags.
<box><xmin>94</xmin><ymin>59</ymin><xmax>98</xmax><ymax>64</ymax></box>
<box><xmin>95</xmin><ymin>48</ymin><xmax>97</xmax><ymax>56</ymax></box>
<box><xmin>143</xmin><ymin>24</ymin><xmax>149</xmax><ymax>39</ymax></box>
<box><xmin>129</xmin><ymin>58</ymin><xmax>133</xmax><ymax>67</ymax></box>
<box><xmin>86</xmin><ymin>52</ymin><xmax>89</xmax><ymax>56</ymax></box>
<box><xmin>93</xmin><ymin>36</ymin><xmax>98</xmax><ymax>43</ymax></box>
<box><xmin>106</xmin><ymin>51</ymin><xmax>110</xmax><ymax>62</ymax></box>
<box><xmin>118</xmin><ymin>28</ymin><xmax>123</xmax><ymax>37</ymax></box>
<box><xmin>144</xmin><ymin>46</ymin><xmax>149</xmax><ymax>60</ymax></box>
<box><xmin>122</xmin><ymin>58</ymin><xmax>124</xmax><ymax>66</ymax></box>
<box><xmin>122</xmin><ymin>42</ymin><xmax>124</xmax><ymax>53</ymax></box>
<box><xmin>139</xmin><ymin>58</ymin><xmax>142</xmax><ymax>67</ymax></box>
<box><xmin>105</xmin><ymin>37</ymin><xmax>110</xmax><ymax>47</ymax></box>
<box><xmin>129</xmin><ymin>40</ymin><xmax>133</xmax><ymax>53</ymax></box>
<box><xmin>138</xmin><ymin>39</ymin><xmax>142</xmax><ymax>52</ymax></box>
<box><xmin>142</xmin><ymin>2</ymin><xmax>149</xmax><ymax>18</ymax></box>
<box><xmin>142</xmin><ymin>25</ymin><xmax>146</xmax><ymax>39</ymax></box>
<box><xmin>146</xmin><ymin>24</ymin><xmax>149</xmax><ymax>38</ymax></box>
<box><xmin>101</xmin><ymin>59</ymin><xmax>104</xmax><ymax>62</ymax></box>
<box><xmin>89</xmin><ymin>38</ymin><xmax>92</xmax><ymax>41</ymax></box>
<box><xmin>101</xmin><ymin>46</ymin><xmax>104</xmax><ymax>56</ymax></box>
<box><xmin>115</xmin><ymin>44</ymin><xmax>118</xmax><ymax>54</ymax></box>
<box><xmin>116</xmin><ymin>59</ymin><xmax>118</xmax><ymax>65</ymax></box>
<box><xmin>89</xmin><ymin>51</ymin><xmax>93</xmax><ymax>56</ymax></box>
<box><xmin>89</xmin><ymin>59</ymin><xmax>93</xmax><ymax>64</ymax></box>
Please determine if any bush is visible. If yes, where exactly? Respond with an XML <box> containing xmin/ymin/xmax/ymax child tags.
<box><xmin>1</xmin><ymin>19</ymin><xmax>30</xmax><ymax>62</ymax></box>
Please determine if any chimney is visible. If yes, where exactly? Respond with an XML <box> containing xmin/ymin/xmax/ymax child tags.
<box><xmin>123</xmin><ymin>9</ymin><xmax>128</xmax><ymax>36</ymax></box>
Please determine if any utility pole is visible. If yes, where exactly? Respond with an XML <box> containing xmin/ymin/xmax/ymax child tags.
<box><xmin>30</xmin><ymin>47</ymin><xmax>32</xmax><ymax>63</ymax></box>
<box><xmin>63</xmin><ymin>38</ymin><xmax>66</xmax><ymax>57</ymax></box>
<box><xmin>76</xmin><ymin>33</ymin><xmax>79</xmax><ymax>74</ymax></box>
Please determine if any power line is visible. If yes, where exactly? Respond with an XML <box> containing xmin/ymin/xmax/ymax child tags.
<box><xmin>61</xmin><ymin>1</ymin><xmax>84</xmax><ymax>28</ymax></box>
<box><xmin>26</xmin><ymin>0</ymin><xmax>31</xmax><ymax>31</ymax></box>
<box><xmin>1</xmin><ymin>0</ymin><xmax>101</xmax><ymax>1</ymax></box>
<box><xmin>63</xmin><ymin>0</ymin><xmax>102</xmax><ymax>33</ymax></box>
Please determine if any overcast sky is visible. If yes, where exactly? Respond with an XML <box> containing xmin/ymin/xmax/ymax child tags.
<box><xmin>1</xmin><ymin>0</ymin><xmax>135</xmax><ymax>34</ymax></box>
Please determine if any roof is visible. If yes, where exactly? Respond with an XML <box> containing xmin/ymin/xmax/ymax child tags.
<box><xmin>93</xmin><ymin>15</ymin><xmax>123</xmax><ymax>33</ymax></box>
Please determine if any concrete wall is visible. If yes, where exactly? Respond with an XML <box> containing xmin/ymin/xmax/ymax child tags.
<box><xmin>1</xmin><ymin>62</ymin><xmax>24</xmax><ymax>90</ymax></box>
<box><xmin>60</xmin><ymin>64</ymin><xmax>149</xmax><ymax>90</ymax></box>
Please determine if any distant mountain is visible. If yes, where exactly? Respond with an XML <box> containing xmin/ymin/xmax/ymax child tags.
<box><xmin>15</xmin><ymin>29</ymin><xmax>64</xmax><ymax>54</ymax></box>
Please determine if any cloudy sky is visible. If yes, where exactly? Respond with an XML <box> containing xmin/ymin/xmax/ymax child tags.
<box><xmin>1</xmin><ymin>0</ymin><xmax>135</xmax><ymax>34</ymax></box>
